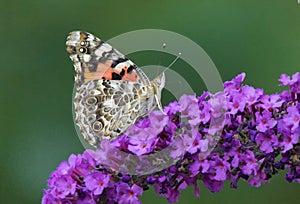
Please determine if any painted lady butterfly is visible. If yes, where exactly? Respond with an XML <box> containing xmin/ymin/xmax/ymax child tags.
<box><xmin>66</xmin><ymin>31</ymin><xmax>165</xmax><ymax>147</ymax></box>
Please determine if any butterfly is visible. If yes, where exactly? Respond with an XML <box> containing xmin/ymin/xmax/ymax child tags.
<box><xmin>66</xmin><ymin>31</ymin><xmax>165</xmax><ymax>147</ymax></box>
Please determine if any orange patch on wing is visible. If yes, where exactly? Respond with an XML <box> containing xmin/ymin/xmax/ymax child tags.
<box><xmin>83</xmin><ymin>61</ymin><xmax>138</xmax><ymax>82</ymax></box>
<box><xmin>122</xmin><ymin>66</ymin><xmax>138</xmax><ymax>82</ymax></box>
<box><xmin>83</xmin><ymin>61</ymin><xmax>112</xmax><ymax>82</ymax></box>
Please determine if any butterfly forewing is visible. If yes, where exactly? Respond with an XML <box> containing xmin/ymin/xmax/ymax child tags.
<box><xmin>66</xmin><ymin>31</ymin><xmax>150</xmax><ymax>86</ymax></box>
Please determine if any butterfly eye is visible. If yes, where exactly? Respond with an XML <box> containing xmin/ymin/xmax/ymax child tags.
<box><xmin>92</xmin><ymin>121</ymin><xmax>103</xmax><ymax>131</ymax></box>
<box><xmin>79</xmin><ymin>47</ymin><xmax>87</xmax><ymax>54</ymax></box>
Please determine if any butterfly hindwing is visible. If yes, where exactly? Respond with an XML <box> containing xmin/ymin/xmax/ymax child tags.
<box><xmin>73</xmin><ymin>79</ymin><xmax>150</xmax><ymax>145</ymax></box>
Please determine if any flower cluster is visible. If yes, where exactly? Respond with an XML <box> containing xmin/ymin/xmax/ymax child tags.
<box><xmin>43</xmin><ymin>73</ymin><xmax>300</xmax><ymax>204</ymax></box>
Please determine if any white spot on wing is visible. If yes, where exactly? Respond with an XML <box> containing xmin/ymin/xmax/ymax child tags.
<box><xmin>66</xmin><ymin>31</ymin><xmax>81</xmax><ymax>46</ymax></box>
<box><xmin>95</xmin><ymin>43</ymin><xmax>112</xmax><ymax>56</ymax></box>
<box><xmin>83</xmin><ymin>54</ymin><xmax>91</xmax><ymax>62</ymax></box>
<box><xmin>115</xmin><ymin>61</ymin><xmax>131</xmax><ymax>71</ymax></box>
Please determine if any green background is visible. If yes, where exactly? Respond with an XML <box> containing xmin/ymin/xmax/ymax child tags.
<box><xmin>1</xmin><ymin>0</ymin><xmax>299</xmax><ymax>203</ymax></box>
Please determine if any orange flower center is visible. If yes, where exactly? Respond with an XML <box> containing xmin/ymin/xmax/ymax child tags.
<box><xmin>129</xmin><ymin>191</ymin><xmax>134</xmax><ymax>196</ymax></box>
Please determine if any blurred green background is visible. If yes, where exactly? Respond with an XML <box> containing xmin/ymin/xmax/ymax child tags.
<box><xmin>1</xmin><ymin>0</ymin><xmax>299</xmax><ymax>203</ymax></box>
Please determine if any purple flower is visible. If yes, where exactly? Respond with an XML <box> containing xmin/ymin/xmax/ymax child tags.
<box><xmin>199</xmin><ymin>101</ymin><xmax>211</xmax><ymax>124</ymax></box>
<box><xmin>279</xmin><ymin>74</ymin><xmax>292</xmax><ymax>86</ymax></box>
<box><xmin>290</xmin><ymin>72</ymin><xmax>300</xmax><ymax>93</ymax></box>
<box><xmin>76</xmin><ymin>189</ymin><xmax>96</xmax><ymax>204</ymax></box>
<box><xmin>280</xmin><ymin>133</ymin><xmax>299</xmax><ymax>153</ymax></box>
<box><xmin>255</xmin><ymin>110</ymin><xmax>277</xmax><ymax>132</ymax></box>
<box><xmin>52</xmin><ymin>174</ymin><xmax>76</xmax><ymax>199</ymax></box>
<box><xmin>47</xmin><ymin>161</ymin><xmax>70</xmax><ymax>188</ymax></box>
<box><xmin>116</xmin><ymin>183</ymin><xmax>143</xmax><ymax>204</ymax></box>
<box><xmin>286</xmin><ymin>166</ymin><xmax>300</xmax><ymax>183</ymax></box>
<box><xmin>242</xmin><ymin>85</ymin><xmax>263</xmax><ymax>105</ymax></box>
<box><xmin>179</xmin><ymin>94</ymin><xmax>201</xmax><ymax>126</ymax></box>
<box><xmin>42</xmin><ymin>189</ymin><xmax>62</xmax><ymax>204</ymax></box>
<box><xmin>228</xmin><ymin>92</ymin><xmax>246</xmax><ymax>114</ymax></box>
<box><xmin>144</xmin><ymin>111</ymin><xmax>169</xmax><ymax>135</ymax></box>
<box><xmin>43</xmin><ymin>72</ymin><xmax>300</xmax><ymax>203</ymax></box>
<box><xmin>68</xmin><ymin>153</ymin><xmax>92</xmax><ymax>176</ymax></box>
<box><xmin>91</xmin><ymin>139</ymin><xmax>115</xmax><ymax>165</ymax></box>
<box><xmin>224</xmin><ymin>72</ymin><xmax>246</xmax><ymax>92</ymax></box>
<box><xmin>187</xmin><ymin>129</ymin><xmax>208</xmax><ymax>154</ymax></box>
<box><xmin>283</xmin><ymin>106</ymin><xmax>300</xmax><ymax>131</ymax></box>
<box><xmin>279</xmin><ymin>72</ymin><xmax>300</xmax><ymax>93</ymax></box>
<box><xmin>202</xmin><ymin>174</ymin><xmax>224</xmax><ymax>193</ymax></box>
<box><xmin>240</xmin><ymin>151</ymin><xmax>258</xmax><ymax>175</ymax></box>
<box><xmin>248</xmin><ymin>171</ymin><xmax>267</xmax><ymax>187</ymax></box>
<box><xmin>209</xmin><ymin>156</ymin><xmax>231</xmax><ymax>181</ymax></box>
<box><xmin>128</xmin><ymin>137</ymin><xmax>157</xmax><ymax>155</ymax></box>
<box><xmin>259</xmin><ymin>94</ymin><xmax>283</xmax><ymax>111</ymax></box>
<box><xmin>207</xmin><ymin>92</ymin><xmax>227</xmax><ymax>134</ymax></box>
<box><xmin>184</xmin><ymin>176</ymin><xmax>200</xmax><ymax>197</ymax></box>
<box><xmin>189</xmin><ymin>155</ymin><xmax>210</xmax><ymax>175</ymax></box>
<box><xmin>255</xmin><ymin>131</ymin><xmax>278</xmax><ymax>153</ymax></box>
<box><xmin>166</xmin><ymin>187</ymin><xmax>180</xmax><ymax>203</ymax></box>
<box><xmin>84</xmin><ymin>172</ymin><xmax>110</xmax><ymax>195</ymax></box>
<box><xmin>164</xmin><ymin>101</ymin><xmax>180</xmax><ymax>116</ymax></box>
<box><xmin>170</xmin><ymin>132</ymin><xmax>196</xmax><ymax>159</ymax></box>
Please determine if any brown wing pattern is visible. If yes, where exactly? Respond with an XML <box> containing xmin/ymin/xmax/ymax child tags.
<box><xmin>66</xmin><ymin>31</ymin><xmax>150</xmax><ymax>86</ymax></box>
<box><xmin>73</xmin><ymin>79</ymin><xmax>153</xmax><ymax>146</ymax></box>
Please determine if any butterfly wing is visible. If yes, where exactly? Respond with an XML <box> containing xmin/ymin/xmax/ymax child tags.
<box><xmin>73</xmin><ymin>79</ymin><xmax>151</xmax><ymax>146</ymax></box>
<box><xmin>66</xmin><ymin>31</ymin><xmax>150</xmax><ymax>86</ymax></box>
<box><xmin>66</xmin><ymin>31</ymin><xmax>158</xmax><ymax>146</ymax></box>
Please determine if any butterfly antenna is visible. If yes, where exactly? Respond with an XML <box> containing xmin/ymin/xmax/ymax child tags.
<box><xmin>162</xmin><ymin>52</ymin><xmax>181</xmax><ymax>73</ymax></box>
<box><xmin>156</xmin><ymin>43</ymin><xmax>167</xmax><ymax>75</ymax></box>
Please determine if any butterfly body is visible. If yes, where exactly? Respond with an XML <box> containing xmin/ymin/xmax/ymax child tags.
<box><xmin>66</xmin><ymin>31</ymin><xmax>165</xmax><ymax>146</ymax></box>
